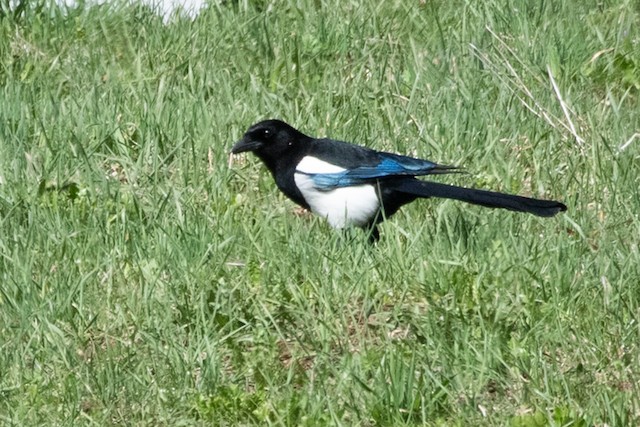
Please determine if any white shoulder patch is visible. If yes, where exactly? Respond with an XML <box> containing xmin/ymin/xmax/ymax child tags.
<box><xmin>296</xmin><ymin>156</ymin><xmax>346</xmax><ymax>174</ymax></box>
<box><xmin>294</xmin><ymin>156</ymin><xmax>380</xmax><ymax>228</ymax></box>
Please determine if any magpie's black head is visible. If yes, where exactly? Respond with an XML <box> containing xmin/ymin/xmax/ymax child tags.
<box><xmin>231</xmin><ymin>119</ymin><xmax>308</xmax><ymax>156</ymax></box>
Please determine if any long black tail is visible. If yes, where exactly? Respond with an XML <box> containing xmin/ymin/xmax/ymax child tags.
<box><xmin>391</xmin><ymin>179</ymin><xmax>567</xmax><ymax>217</ymax></box>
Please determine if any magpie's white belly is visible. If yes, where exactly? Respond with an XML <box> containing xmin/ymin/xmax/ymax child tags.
<box><xmin>294</xmin><ymin>156</ymin><xmax>380</xmax><ymax>228</ymax></box>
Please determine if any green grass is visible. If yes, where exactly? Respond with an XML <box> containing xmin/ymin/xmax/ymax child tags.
<box><xmin>1</xmin><ymin>0</ymin><xmax>639</xmax><ymax>425</ymax></box>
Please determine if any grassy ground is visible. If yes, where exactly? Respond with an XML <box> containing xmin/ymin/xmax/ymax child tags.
<box><xmin>1</xmin><ymin>0</ymin><xmax>639</xmax><ymax>425</ymax></box>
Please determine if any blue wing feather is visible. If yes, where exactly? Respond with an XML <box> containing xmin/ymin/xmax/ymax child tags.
<box><xmin>301</xmin><ymin>154</ymin><xmax>456</xmax><ymax>190</ymax></box>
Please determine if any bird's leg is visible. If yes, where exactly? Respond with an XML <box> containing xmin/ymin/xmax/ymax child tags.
<box><xmin>367</xmin><ymin>225</ymin><xmax>380</xmax><ymax>243</ymax></box>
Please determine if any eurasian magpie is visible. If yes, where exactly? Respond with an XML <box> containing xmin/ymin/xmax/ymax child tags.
<box><xmin>232</xmin><ymin>119</ymin><xmax>566</xmax><ymax>240</ymax></box>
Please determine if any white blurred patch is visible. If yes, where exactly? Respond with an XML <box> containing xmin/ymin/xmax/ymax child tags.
<box><xmin>8</xmin><ymin>0</ymin><xmax>207</xmax><ymax>22</ymax></box>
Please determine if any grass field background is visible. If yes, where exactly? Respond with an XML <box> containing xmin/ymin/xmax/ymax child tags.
<box><xmin>1</xmin><ymin>0</ymin><xmax>639</xmax><ymax>425</ymax></box>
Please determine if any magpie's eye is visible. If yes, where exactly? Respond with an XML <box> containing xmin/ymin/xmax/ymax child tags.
<box><xmin>263</xmin><ymin>129</ymin><xmax>271</xmax><ymax>137</ymax></box>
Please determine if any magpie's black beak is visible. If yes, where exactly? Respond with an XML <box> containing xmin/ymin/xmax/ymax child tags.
<box><xmin>231</xmin><ymin>137</ymin><xmax>263</xmax><ymax>154</ymax></box>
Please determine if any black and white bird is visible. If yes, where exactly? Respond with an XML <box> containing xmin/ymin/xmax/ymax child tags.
<box><xmin>231</xmin><ymin>119</ymin><xmax>566</xmax><ymax>240</ymax></box>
